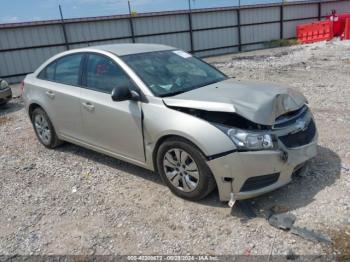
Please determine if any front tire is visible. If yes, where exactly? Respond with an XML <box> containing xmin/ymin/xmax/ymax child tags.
<box><xmin>156</xmin><ymin>138</ymin><xmax>216</xmax><ymax>201</ymax></box>
<box><xmin>31</xmin><ymin>107</ymin><xmax>62</xmax><ymax>148</ymax></box>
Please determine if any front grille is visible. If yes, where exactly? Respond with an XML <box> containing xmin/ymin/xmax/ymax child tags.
<box><xmin>240</xmin><ymin>173</ymin><xmax>280</xmax><ymax>192</ymax></box>
<box><xmin>279</xmin><ymin>119</ymin><xmax>316</xmax><ymax>148</ymax></box>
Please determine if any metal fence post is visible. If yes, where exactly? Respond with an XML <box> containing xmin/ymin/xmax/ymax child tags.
<box><xmin>188</xmin><ymin>0</ymin><xmax>194</xmax><ymax>53</ymax></box>
<box><xmin>318</xmin><ymin>2</ymin><xmax>322</xmax><ymax>21</ymax></box>
<box><xmin>237</xmin><ymin>8</ymin><xmax>242</xmax><ymax>52</ymax></box>
<box><xmin>128</xmin><ymin>1</ymin><xmax>136</xmax><ymax>43</ymax></box>
<box><xmin>280</xmin><ymin>4</ymin><xmax>284</xmax><ymax>39</ymax></box>
<box><xmin>59</xmin><ymin>5</ymin><xmax>69</xmax><ymax>50</ymax></box>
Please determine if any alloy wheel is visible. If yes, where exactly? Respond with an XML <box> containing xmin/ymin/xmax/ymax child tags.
<box><xmin>163</xmin><ymin>148</ymin><xmax>199</xmax><ymax>192</ymax></box>
<box><xmin>34</xmin><ymin>114</ymin><xmax>51</xmax><ymax>145</ymax></box>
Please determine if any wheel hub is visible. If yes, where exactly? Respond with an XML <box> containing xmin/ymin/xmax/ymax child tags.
<box><xmin>163</xmin><ymin>148</ymin><xmax>199</xmax><ymax>192</ymax></box>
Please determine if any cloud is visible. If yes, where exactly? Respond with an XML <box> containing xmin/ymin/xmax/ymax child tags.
<box><xmin>98</xmin><ymin>0</ymin><xmax>159</xmax><ymax>13</ymax></box>
<box><xmin>74</xmin><ymin>0</ymin><xmax>155</xmax><ymax>8</ymax></box>
<box><xmin>75</xmin><ymin>0</ymin><xmax>123</xmax><ymax>4</ymax></box>
<box><xmin>32</xmin><ymin>16</ymin><xmax>42</xmax><ymax>21</ymax></box>
<box><xmin>1</xmin><ymin>16</ymin><xmax>20</xmax><ymax>23</ymax></box>
<box><xmin>72</xmin><ymin>0</ymin><xmax>126</xmax><ymax>11</ymax></box>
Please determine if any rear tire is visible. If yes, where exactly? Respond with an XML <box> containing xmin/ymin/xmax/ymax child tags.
<box><xmin>31</xmin><ymin>107</ymin><xmax>62</xmax><ymax>148</ymax></box>
<box><xmin>156</xmin><ymin>138</ymin><xmax>216</xmax><ymax>201</ymax></box>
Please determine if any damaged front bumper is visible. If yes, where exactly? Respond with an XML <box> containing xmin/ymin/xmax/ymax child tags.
<box><xmin>207</xmin><ymin>137</ymin><xmax>318</xmax><ymax>202</ymax></box>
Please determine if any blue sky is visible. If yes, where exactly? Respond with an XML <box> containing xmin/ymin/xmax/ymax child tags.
<box><xmin>1</xmin><ymin>0</ymin><xmax>283</xmax><ymax>24</ymax></box>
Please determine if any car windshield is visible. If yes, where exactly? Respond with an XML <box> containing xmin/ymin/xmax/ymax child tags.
<box><xmin>121</xmin><ymin>50</ymin><xmax>227</xmax><ymax>97</ymax></box>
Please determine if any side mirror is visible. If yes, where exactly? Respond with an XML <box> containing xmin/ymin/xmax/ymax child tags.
<box><xmin>111</xmin><ymin>86</ymin><xmax>140</xmax><ymax>102</ymax></box>
<box><xmin>0</xmin><ymin>79</ymin><xmax>9</xmax><ymax>89</ymax></box>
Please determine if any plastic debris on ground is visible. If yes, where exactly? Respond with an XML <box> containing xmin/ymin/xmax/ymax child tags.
<box><xmin>267</xmin><ymin>211</ymin><xmax>332</xmax><ymax>245</ymax></box>
<box><xmin>268</xmin><ymin>213</ymin><xmax>296</xmax><ymax>230</ymax></box>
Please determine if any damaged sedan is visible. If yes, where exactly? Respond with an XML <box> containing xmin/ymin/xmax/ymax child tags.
<box><xmin>22</xmin><ymin>44</ymin><xmax>317</xmax><ymax>202</ymax></box>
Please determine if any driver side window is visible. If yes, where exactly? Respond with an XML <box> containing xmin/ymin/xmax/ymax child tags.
<box><xmin>85</xmin><ymin>54</ymin><xmax>134</xmax><ymax>94</ymax></box>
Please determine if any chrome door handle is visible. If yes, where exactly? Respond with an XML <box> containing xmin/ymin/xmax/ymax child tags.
<box><xmin>82</xmin><ymin>102</ymin><xmax>95</xmax><ymax>112</ymax></box>
<box><xmin>45</xmin><ymin>91</ymin><xmax>55</xmax><ymax>99</ymax></box>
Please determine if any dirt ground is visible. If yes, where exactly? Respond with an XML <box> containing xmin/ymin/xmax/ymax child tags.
<box><xmin>1</xmin><ymin>39</ymin><xmax>350</xmax><ymax>258</ymax></box>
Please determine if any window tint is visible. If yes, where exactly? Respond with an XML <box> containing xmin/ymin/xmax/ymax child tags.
<box><xmin>54</xmin><ymin>54</ymin><xmax>83</xmax><ymax>86</ymax></box>
<box><xmin>85</xmin><ymin>54</ymin><xmax>134</xmax><ymax>93</ymax></box>
<box><xmin>38</xmin><ymin>62</ymin><xmax>56</xmax><ymax>81</ymax></box>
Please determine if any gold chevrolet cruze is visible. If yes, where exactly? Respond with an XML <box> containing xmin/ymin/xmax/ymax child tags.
<box><xmin>23</xmin><ymin>44</ymin><xmax>317</xmax><ymax>203</ymax></box>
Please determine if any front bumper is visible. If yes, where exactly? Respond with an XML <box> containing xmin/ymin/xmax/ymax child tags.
<box><xmin>207</xmin><ymin>138</ymin><xmax>318</xmax><ymax>201</ymax></box>
<box><xmin>0</xmin><ymin>87</ymin><xmax>12</xmax><ymax>104</ymax></box>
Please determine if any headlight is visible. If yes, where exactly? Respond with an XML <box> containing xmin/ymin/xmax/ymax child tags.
<box><xmin>0</xmin><ymin>80</ymin><xmax>9</xmax><ymax>90</ymax></box>
<box><xmin>216</xmin><ymin>124</ymin><xmax>274</xmax><ymax>150</ymax></box>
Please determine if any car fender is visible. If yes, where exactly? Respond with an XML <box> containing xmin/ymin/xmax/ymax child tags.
<box><xmin>141</xmin><ymin>97</ymin><xmax>236</xmax><ymax>169</ymax></box>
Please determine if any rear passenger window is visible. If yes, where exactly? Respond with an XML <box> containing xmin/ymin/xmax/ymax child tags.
<box><xmin>38</xmin><ymin>54</ymin><xmax>83</xmax><ymax>86</ymax></box>
<box><xmin>85</xmin><ymin>54</ymin><xmax>134</xmax><ymax>93</ymax></box>
<box><xmin>38</xmin><ymin>62</ymin><xmax>56</xmax><ymax>81</ymax></box>
<box><xmin>55</xmin><ymin>54</ymin><xmax>83</xmax><ymax>86</ymax></box>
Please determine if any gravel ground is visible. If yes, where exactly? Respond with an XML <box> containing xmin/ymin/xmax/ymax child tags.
<box><xmin>1</xmin><ymin>39</ymin><xmax>350</xmax><ymax>257</ymax></box>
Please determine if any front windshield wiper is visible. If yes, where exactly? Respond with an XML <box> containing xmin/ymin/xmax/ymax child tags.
<box><xmin>195</xmin><ymin>78</ymin><xmax>226</xmax><ymax>89</ymax></box>
<box><xmin>159</xmin><ymin>90</ymin><xmax>186</xmax><ymax>98</ymax></box>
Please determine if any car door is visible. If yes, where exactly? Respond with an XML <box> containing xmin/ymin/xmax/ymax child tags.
<box><xmin>79</xmin><ymin>53</ymin><xmax>145</xmax><ymax>163</ymax></box>
<box><xmin>37</xmin><ymin>53</ymin><xmax>84</xmax><ymax>140</ymax></box>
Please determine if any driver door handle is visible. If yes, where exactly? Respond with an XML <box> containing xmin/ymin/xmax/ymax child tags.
<box><xmin>82</xmin><ymin>102</ymin><xmax>95</xmax><ymax>112</ymax></box>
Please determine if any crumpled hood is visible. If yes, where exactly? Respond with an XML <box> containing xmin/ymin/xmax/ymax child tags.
<box><xmin>163</xmin><ymin>78</ymin><xmax>307</xmax><ymax>126</ymax></box>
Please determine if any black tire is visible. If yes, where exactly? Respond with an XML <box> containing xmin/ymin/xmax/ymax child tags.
<box><xmin>156</xmin><ymin>137</ymin><xmax>216</xmax><ymax>201</ymax></box>
<box><xmin>31</xmin><ymin>107</ymin><xmax>62</xmax><ymax>148</ymax></box>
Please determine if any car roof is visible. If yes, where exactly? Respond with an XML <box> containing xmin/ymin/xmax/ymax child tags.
<box><xmin>92</xmin><ymin>43</ymin><xmax>176</xmax><ymax>56</ymax></box>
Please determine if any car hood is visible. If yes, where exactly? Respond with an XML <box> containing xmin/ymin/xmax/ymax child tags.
<box><xmin>162</xmin><ymin>78</ymin><xmax>307</xmax><ymax>126</ymax></box>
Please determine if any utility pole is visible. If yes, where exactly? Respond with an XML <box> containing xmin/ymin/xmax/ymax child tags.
<box><xmin>59</xmin><ymin>5</ymin><xmax>69</xmax><ymax>50</ymax></box>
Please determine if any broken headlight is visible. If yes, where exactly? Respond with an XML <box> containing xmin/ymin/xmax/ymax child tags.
<box><xmin>216</xmin><ymin>125</ymin><xmax>274</xmax><ymax>150</ymax></box>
